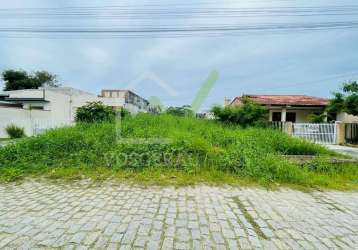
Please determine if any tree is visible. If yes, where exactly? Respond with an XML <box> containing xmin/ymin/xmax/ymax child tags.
<box><xmin>165</xmin><ymin>105</ymin><xmax>194</xmax><ymax>117</ymax></box>
<box><xmin>327</xmin><ymin>81</ymin><xmax>358</xmax><ymax>116</ymax></box>
<box><xmin>2</xmin><ymin>69</ymin><xmax>59</xmax><ymax>91</ymax></box>
<box><xmin>211</xmin><ymin>97</ymin><xmax>268</xmax><ymax>127</ymax></box>
<box><xmin>33</xmin><ymin>71</ymin><xmax>58</xmax><ymax>87</ymax></box>
<box><xmin>75</xmin><ymin>102</ymin><xmax>116</xmax><ymax>123</ymax></box>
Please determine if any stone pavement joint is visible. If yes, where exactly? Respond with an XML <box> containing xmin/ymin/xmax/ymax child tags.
<box><xmin>231</xmin><ymin>196</ymin><xmax>268</xmax><ymax>240</ymax></box>
<box><xmin>0</xmin><ymin>181</ymin><xmax>357</xmax><ymax>249</ymax></box>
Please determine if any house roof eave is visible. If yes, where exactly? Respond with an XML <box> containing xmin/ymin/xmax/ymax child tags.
<box><xmin>4</xmin><ymin>97</ymin><xmax>49</xmax><ymax>103</ymax></box>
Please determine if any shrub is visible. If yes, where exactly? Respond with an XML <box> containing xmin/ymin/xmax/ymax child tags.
<box><xmin>119</xmin><ymin>108</ymin><xmax>131</xmax><ymax>118</ymax></box>
<box><xmin>308</xmin><ymin>113</ymin><xmax>326</xmax><ymax>123</ymax></box>
<box><xmin>166</xmin><ymin>105</ymin><xmax>194</xmax><ymax>117</ymax></box>
<box><xmin>75</xmin><ymin>101</ymin><xmax>116</xmax><ymax>123</ymax></box>
<box><xmin>211</xmin><ymin>97</ymin><xmax>268</xmax><ymax>127</ymax></box>
<box><xmin>5</xmin><ymin>124</ymin><xmax>25</xmax><ymax>139</ymax></box>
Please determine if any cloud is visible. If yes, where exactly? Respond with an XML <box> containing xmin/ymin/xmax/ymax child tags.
<box><xmin>0</xmin><ymin>0</ymin><xmax>358</xmax><ymax>108</ymax></box>
<box><xmin>81</xmin><ymin>47</ymin><xmax>111</xmax><ymax>65</ymax></box>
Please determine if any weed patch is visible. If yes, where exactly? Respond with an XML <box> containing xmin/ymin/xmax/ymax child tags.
<box><xmin>0</xmin><ymin>114</ymin><xmax>357</xmax><ymax>189</ymax></box>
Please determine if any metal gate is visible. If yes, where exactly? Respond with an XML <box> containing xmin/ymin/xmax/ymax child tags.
<box><xmin>345</xmin><ymin>123</ymin><xmax>358</xmax><ymax>144</ymax></box>
<box><xmin>293</xmin><ymin>123</ymin><xmax>337</xmax><ymax>144</ymax></box>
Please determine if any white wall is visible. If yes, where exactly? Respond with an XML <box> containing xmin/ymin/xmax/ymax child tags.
<box><xmin>45</xmin><ymin>90</ymin><xmax>73</xmax><ymax>124</ymax></box>
<box><xmin>0</xmin><ymin>107</ymin><xmax>52</xmax><ymax>138</ymax></box>
<box><xmin>294</xmin><ymin>110</ymin><xmax>318</xmax><ymax>123</ymax></box>
<box><xmin>337</xmin><ymin>112</ymin><xmax>358</xmax><ymax>123</ymax></box>
<box><xmin>5</xmin><ymin>89</ymin><xmax>44</xmax><ymax>98</ymax></box>
<box><xmin>269</xmin><ymin>108</ymin><xmax>324</xmax><ymax>123</ymax></box>
<box><xmin>100</xmin><ymin>97</ymin><xmax>125</xmax><ymax>108</ymax></box>
<box><xmin>269</xmin><ymin>108</ymin><xmax>358</xmax><ymax>123</ymax></box>
<box><xmin>124</xmin><ymin>103</ymin><xmax>142</xmax><ymax>114</ymax></box>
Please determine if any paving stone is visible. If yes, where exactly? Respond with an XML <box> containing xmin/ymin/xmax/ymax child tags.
<box><xmin>227</xmin><ymin>239</ymin><xmax>239</xmax><ymax>250</ymax></box>
<box><xmin>133</xmin><ymin>236</ymin><xmax>147</xmax><ymax>247</ymax></box>
<box><xmin>162</xmin><ymin>237</ymin><xmax>174</xmax><ymax>249</ymax></box>
<box><xmin>93</xmin><ymin>236</ymin><xmax>109</xmax><ymax>248</ymax></box>
<box><xmin>176</xmin><ymin>228</ymin><xmax>190</xmax><ymax>242</ymax></box>
<box><xmin>68</xmin><ymin>232</ymin><xmax>85</xmax><ymax>245</ymax></box>
<box><xmin>110</xmin><ymin>232</ymin><xmax>123</xmax><ymax>243</ymax></box>
<box><xmin>191</xmin><ymin>229</ymin><xmax>201</xmax><ymax>240</ymax></box>
<box><xmin>174</xmin><ymin>241</ymin><xmax>190</xmax><ymax>250</ymax></box>
<box><xmin>147</xmin><ymin>240</ymin><xmax>161</xmax><ymax>250</ymax></box>
<box><xmin>212</xmin><ymin>232</ymin><xmax>225</xmax><ymax>244</ymax></box>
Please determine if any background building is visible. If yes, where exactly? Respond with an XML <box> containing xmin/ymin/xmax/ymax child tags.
<box><xmin>0</xmin><ymin>87</ymin><xmax>149</xmax><ymax>137</ymax></box>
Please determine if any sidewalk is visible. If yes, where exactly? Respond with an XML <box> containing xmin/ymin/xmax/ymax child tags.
<box><xmin>0</xmin><ymin>181</ymin><xmax>357</xmax><ymax>249</ymax></box>
<box><xmin>326</xmin><ymin>145</ymin><xmax>358</xmax><ymax>159</ymax></box>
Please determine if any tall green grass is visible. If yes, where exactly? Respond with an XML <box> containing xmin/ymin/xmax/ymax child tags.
<box><xmin>0</xmin><ymin>114</ymin><xmax>357</xmax><ymax>188</ymax></box>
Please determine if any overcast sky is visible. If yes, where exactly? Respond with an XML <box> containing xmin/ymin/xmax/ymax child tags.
<box><xmin>0</xmin><ymin>0</ymin><xmax>358</xmax><ymax>110</ymax></box>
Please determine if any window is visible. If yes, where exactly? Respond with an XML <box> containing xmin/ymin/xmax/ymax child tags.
<box><xmin>30</xmin><ymin>106</ymin><xmax>44</xmax><ymax>110</ymax></box>
<box><xmin>286</xmin><ymin>112</ymin><xmax>296</xmax><ymax>123</ymax></box>
<box><xmin>272</xmin><ymin>112</ymin><xmax>281</xmax><ymax>122</ymax></box>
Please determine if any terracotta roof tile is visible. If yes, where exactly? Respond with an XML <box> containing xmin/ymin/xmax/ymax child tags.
<box><xmin>232</xmin><ymin>95</ymin><xmax>329</xmax><ymax>106</ymax></box>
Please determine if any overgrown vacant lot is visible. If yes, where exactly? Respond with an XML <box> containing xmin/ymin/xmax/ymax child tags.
<box><xmin>0</xmin><ymin>114</ymin><xmax>357</xmax><ymax>189</ymax></box>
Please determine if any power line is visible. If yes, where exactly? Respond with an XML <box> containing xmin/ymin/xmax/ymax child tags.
<box><xmin>1</xmin><ymin>3</ymin><xmax>358</xmax><ymax>10</ymax></box>
<box><xmin>0</xmin><ymin>21</ymin><xmax>357</xmax><ymax>34</ymax></box>
<box><xmin>1</xmin><ymin>5</ymin><xmax>358</xmax><ymax>19</ymax></box>
<box><xmin>0</xmin><ymin>4</ymin><xmax>358</xmax><ymax>39</ymax></box>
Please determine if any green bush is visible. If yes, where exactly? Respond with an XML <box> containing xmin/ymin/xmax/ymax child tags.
<box><xmin>75</xmin><ymin>101</ymin><xmax>116</xmax><ymax>123</ymax></box>
<box><xmin>308</xmin><ymin>113</ymin><xmax>326</xmax><ymax>123</ymax></box>
<box><xmin>5</xmin><ymin>124</ymin><xmax>25</xmax><ymax>139</ymax></box>
<box><xmin>1</xmin><ymin>114</ymin><xmax>356</xmax><ymax>188</ymax></box>
<box><xmin>165</xmin><ymin>105</ymin><xmax>194</xmax><ymax>117</ymax></box>
<box><xmin>211</xmin><ymin>97</ymin><xmax>268</xmax><ymax>127</ymax></box>
<box><xmin>119</xmin><ymin>108</ymin><xmax>131</xmax><ymax>118</ymax></box>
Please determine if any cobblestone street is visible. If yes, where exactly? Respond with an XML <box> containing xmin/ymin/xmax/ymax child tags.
<box><xmin>0</xmin><ymin>181</ymin><xmax>357</xmax><ymax>249</ymax></box>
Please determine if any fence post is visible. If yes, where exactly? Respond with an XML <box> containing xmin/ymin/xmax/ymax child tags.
<box><xmin>335</xmin><ymin>122</ymin><xmax>346</xmax><ymax>145</ymax></box>
<box><xmin>286</xmin><ymin>122</ymin><xmax>293</xmax><ymax>136</ymax></box>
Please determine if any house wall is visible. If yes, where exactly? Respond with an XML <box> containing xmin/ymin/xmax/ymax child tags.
<box><xmin>124</xmin><ymin>103</ymin><xmax>148</xmax><ymax>114</ymax></box>
<box><xmin>100</xmin><ymin>97</ymin><xmax>125</xmax><ymax>109</ymax></box>
<box><xmin>45</xmin><ymin>90</ymin><xmax>73</xmax><ymax>124</ymax></box>
<box><xmin>337</xmin><ymin>112</ymin><xmax>358</xmax><ymax>123</ymax></box>
<box><xmin>293</xmin><ymin>110</ymin><xmax>318</xmax><ymax>123</ymax></box>
<box><xmin>269</xmin><ymin>108</ymin><xmax>324</xmax><ymax>123</ymax></box>
<box><xmin>101</xmin><ymin>90</ymin><xmax>127</xmax><ymax>98</ymax></box>
<box><xmin>269</xmin><ymin>108</ymin><xmax>358</xmax><ymax>123</ymax></box>
<box><xmin>5</xmin><ymin>89</ymin><xmax>44</xmax><ymax>98</ymax></box>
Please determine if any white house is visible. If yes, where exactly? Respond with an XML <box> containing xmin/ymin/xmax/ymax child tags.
<box><xmin>0</xmin><ymin>87</ymin><xmax>149</xmax><ymax>138</ymax></box>
<box><xmin>227</xmin><ymin>94</ymin><xmax>358</xmax><ymax>123</ymax></box>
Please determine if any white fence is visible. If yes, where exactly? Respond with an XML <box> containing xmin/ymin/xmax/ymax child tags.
<box><xmin>293</xmin><ymin>123</ymin><xmax>337</xmax><ymax>145</ymax></box>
